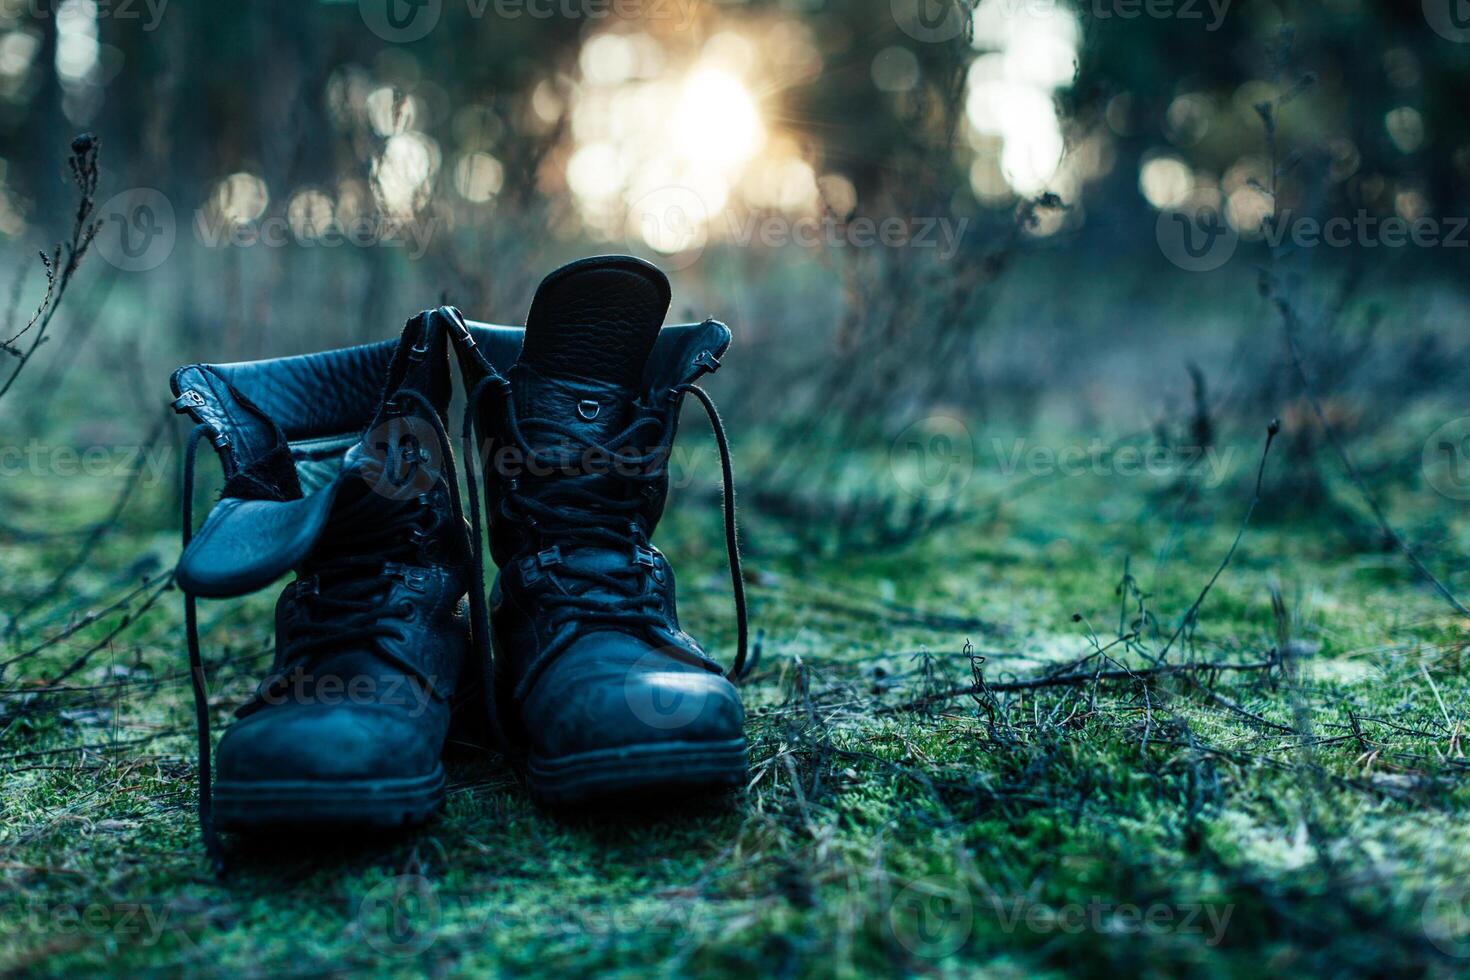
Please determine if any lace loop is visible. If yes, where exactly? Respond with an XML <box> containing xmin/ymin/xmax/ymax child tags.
<box><xmin>672</xmin><ymin>383</ymin><xmax>751</xmax><ymax>682</ymax></box>
<box><xmin>181</xmin><ymin>424</ymin><xmax>222</xmax><ymax>871</ymax></box>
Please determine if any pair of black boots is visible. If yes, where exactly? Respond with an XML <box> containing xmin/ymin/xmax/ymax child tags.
<box><xmin>172</xmin><ymin>256</ymin><xmax>748</xmax><ymax>852</ymax></box>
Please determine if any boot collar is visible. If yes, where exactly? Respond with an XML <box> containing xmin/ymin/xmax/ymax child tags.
<box><xmin>448</xmin><ymin>312</ymin><xmax>730</xmax><ymax>403</ymax></box>
<box><xmin>173</xmin><ymin>311</ymin><xmax>459</xmax><ymax>598</ymax></box>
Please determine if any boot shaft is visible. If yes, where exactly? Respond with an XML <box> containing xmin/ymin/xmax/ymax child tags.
<box><xmin>448</xmin><ymin>257</ymin><xmax>730</xmax><ymax>570</ymax></box>
<box><xmin>172</xmin><ymin>311</ymin><xmax>465</xmax><ymax>597</ymax></box>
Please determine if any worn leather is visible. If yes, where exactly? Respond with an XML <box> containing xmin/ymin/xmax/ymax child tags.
<box><xmin>176</xmin><ymin>312</ymin><xmax>471</xmax><ymax>798</ymax></box>
<box><xmin>464</xmin><ymin>320</ymin><xmax>731</xmax><ymax>392</ymax></box>
<box><xmin>171</xmin><ymin>364</ymin><xmax>293</xmax><ymax>482</ymax></box>
<box><xmin>517</xmin><ymin>630</ymin><xmax>744</xmax><ymax>759</ymax></box>
<box><xmin>520</xmin><ymin>254</ymin><xmax>669</xmax><ymax>387</ymax></box>
<box><xmin>172</xmin><ymin>318</ymin><xmax>726</xmax><ymax>603</ymax></box>
<box><xmin>219</xmin><ymin>563</ymin><xmax>467</xmax><ymax>784</ymax></box>
<box><xmin>177</xmin><ymin>488</ymin><xmax>341</xmax><ymax>598</ymax></box>
<box><xmin>202</xmin><ymin>340</ymin><xmax>400</xmax><ymax>443</ymax></box>
<box><xmin>449</xmin><ymin>256</ymin><xmax>742</xmax><ymax>769</ymax></box>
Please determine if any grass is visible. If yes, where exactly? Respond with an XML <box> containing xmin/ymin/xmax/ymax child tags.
<box><xmin>4</xmin><ymin>418</ymin><xmax>1470</xmax><ymax>978</ymax></box>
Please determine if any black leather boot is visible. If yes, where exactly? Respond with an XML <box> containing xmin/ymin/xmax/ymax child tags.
<box><xmin>450</xmin><ymin>255</ymin><xmax>751</xmax><ymax>804</ymax></box>
<box><xmin>172</xmin><ymin>312</ymin><xmax>472</xmax><ymax>839</ymax></box>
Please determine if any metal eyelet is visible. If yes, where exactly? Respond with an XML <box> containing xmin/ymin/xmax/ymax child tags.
<box><xmin>173</xmin><ymin>389</ymin><xmax>206</xmax><ymax>411</ymax></box>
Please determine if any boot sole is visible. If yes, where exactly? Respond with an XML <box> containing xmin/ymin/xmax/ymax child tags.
<box><xmin>213</xmin><ymin>767</ymin><xmax>446</xmax><ymax>830</ymax></box>
<box><xmin>525</xmin><ymin>737</ymin><xmax>747</xmax><ymax>806</ymax></box>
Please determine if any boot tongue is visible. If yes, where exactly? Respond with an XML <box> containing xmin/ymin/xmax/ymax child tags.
<box><xmin>512</xmin><ymin>255</ymin><xmax>669</xmax><ymax>440</ymax></box>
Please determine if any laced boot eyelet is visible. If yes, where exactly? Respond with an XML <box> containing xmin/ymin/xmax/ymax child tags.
<box><xmin>633</xmin><ymin>547</ymin><xmax>660</xmax><ymax>583</ymax></box>
<box><xmin>521</xmin><ymin>546</ymin><xmax>562</xmax><ymax>584</ymax></box>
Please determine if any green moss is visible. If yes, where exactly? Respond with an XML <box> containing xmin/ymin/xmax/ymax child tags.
<box><xmin>4</xmin><ymin>431</ymin><xmax>1470</xmax><ymax>977</ymax></box>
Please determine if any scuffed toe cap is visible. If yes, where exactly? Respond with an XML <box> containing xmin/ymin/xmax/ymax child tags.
<box><xmin>215</xmin><ymin>704</ymin><xmax>438</xmax><ymax>784</ymax></box>
<box><xmin>520</xmin><ymin>631</ymin><xmax>745</xmax><ymax>759</ymax></box>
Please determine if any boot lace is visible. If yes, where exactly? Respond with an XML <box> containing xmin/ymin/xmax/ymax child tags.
<box><xmin>234</xmin><ymin>492</ymin><xmax>445</xmax><ymax>720</ymax></box>
<box><xmin>180</xmin><ymin>388</ymin><xmax>466</xmax><ymax>871</ymax></box>
<box><xmin>460</xmin><ymin>369</ymin><xmax>752</xmax><ymax>706</ymax></box>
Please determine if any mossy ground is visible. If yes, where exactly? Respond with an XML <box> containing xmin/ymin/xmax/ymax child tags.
<box><xmin>4</xmin><ymin>417</ymin><xmax>1470</xmax><ymax>978</ymax></box>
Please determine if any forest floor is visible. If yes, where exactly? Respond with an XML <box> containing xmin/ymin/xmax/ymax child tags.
<box><xmin>4</xmin><ymin>414</ymin><xmax>1470</xmax><ymax>978</ymax></box>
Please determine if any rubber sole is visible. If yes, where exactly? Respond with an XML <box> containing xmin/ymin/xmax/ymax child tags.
<box><xmin>525</xmin><ymin>737</ymin><xmax>748</xmax><ymax>806</ymax></box>
<box><xmin>213</xmin><ymin>767</ymin><xmax>446</xmax><ymax>831</ymax></box>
